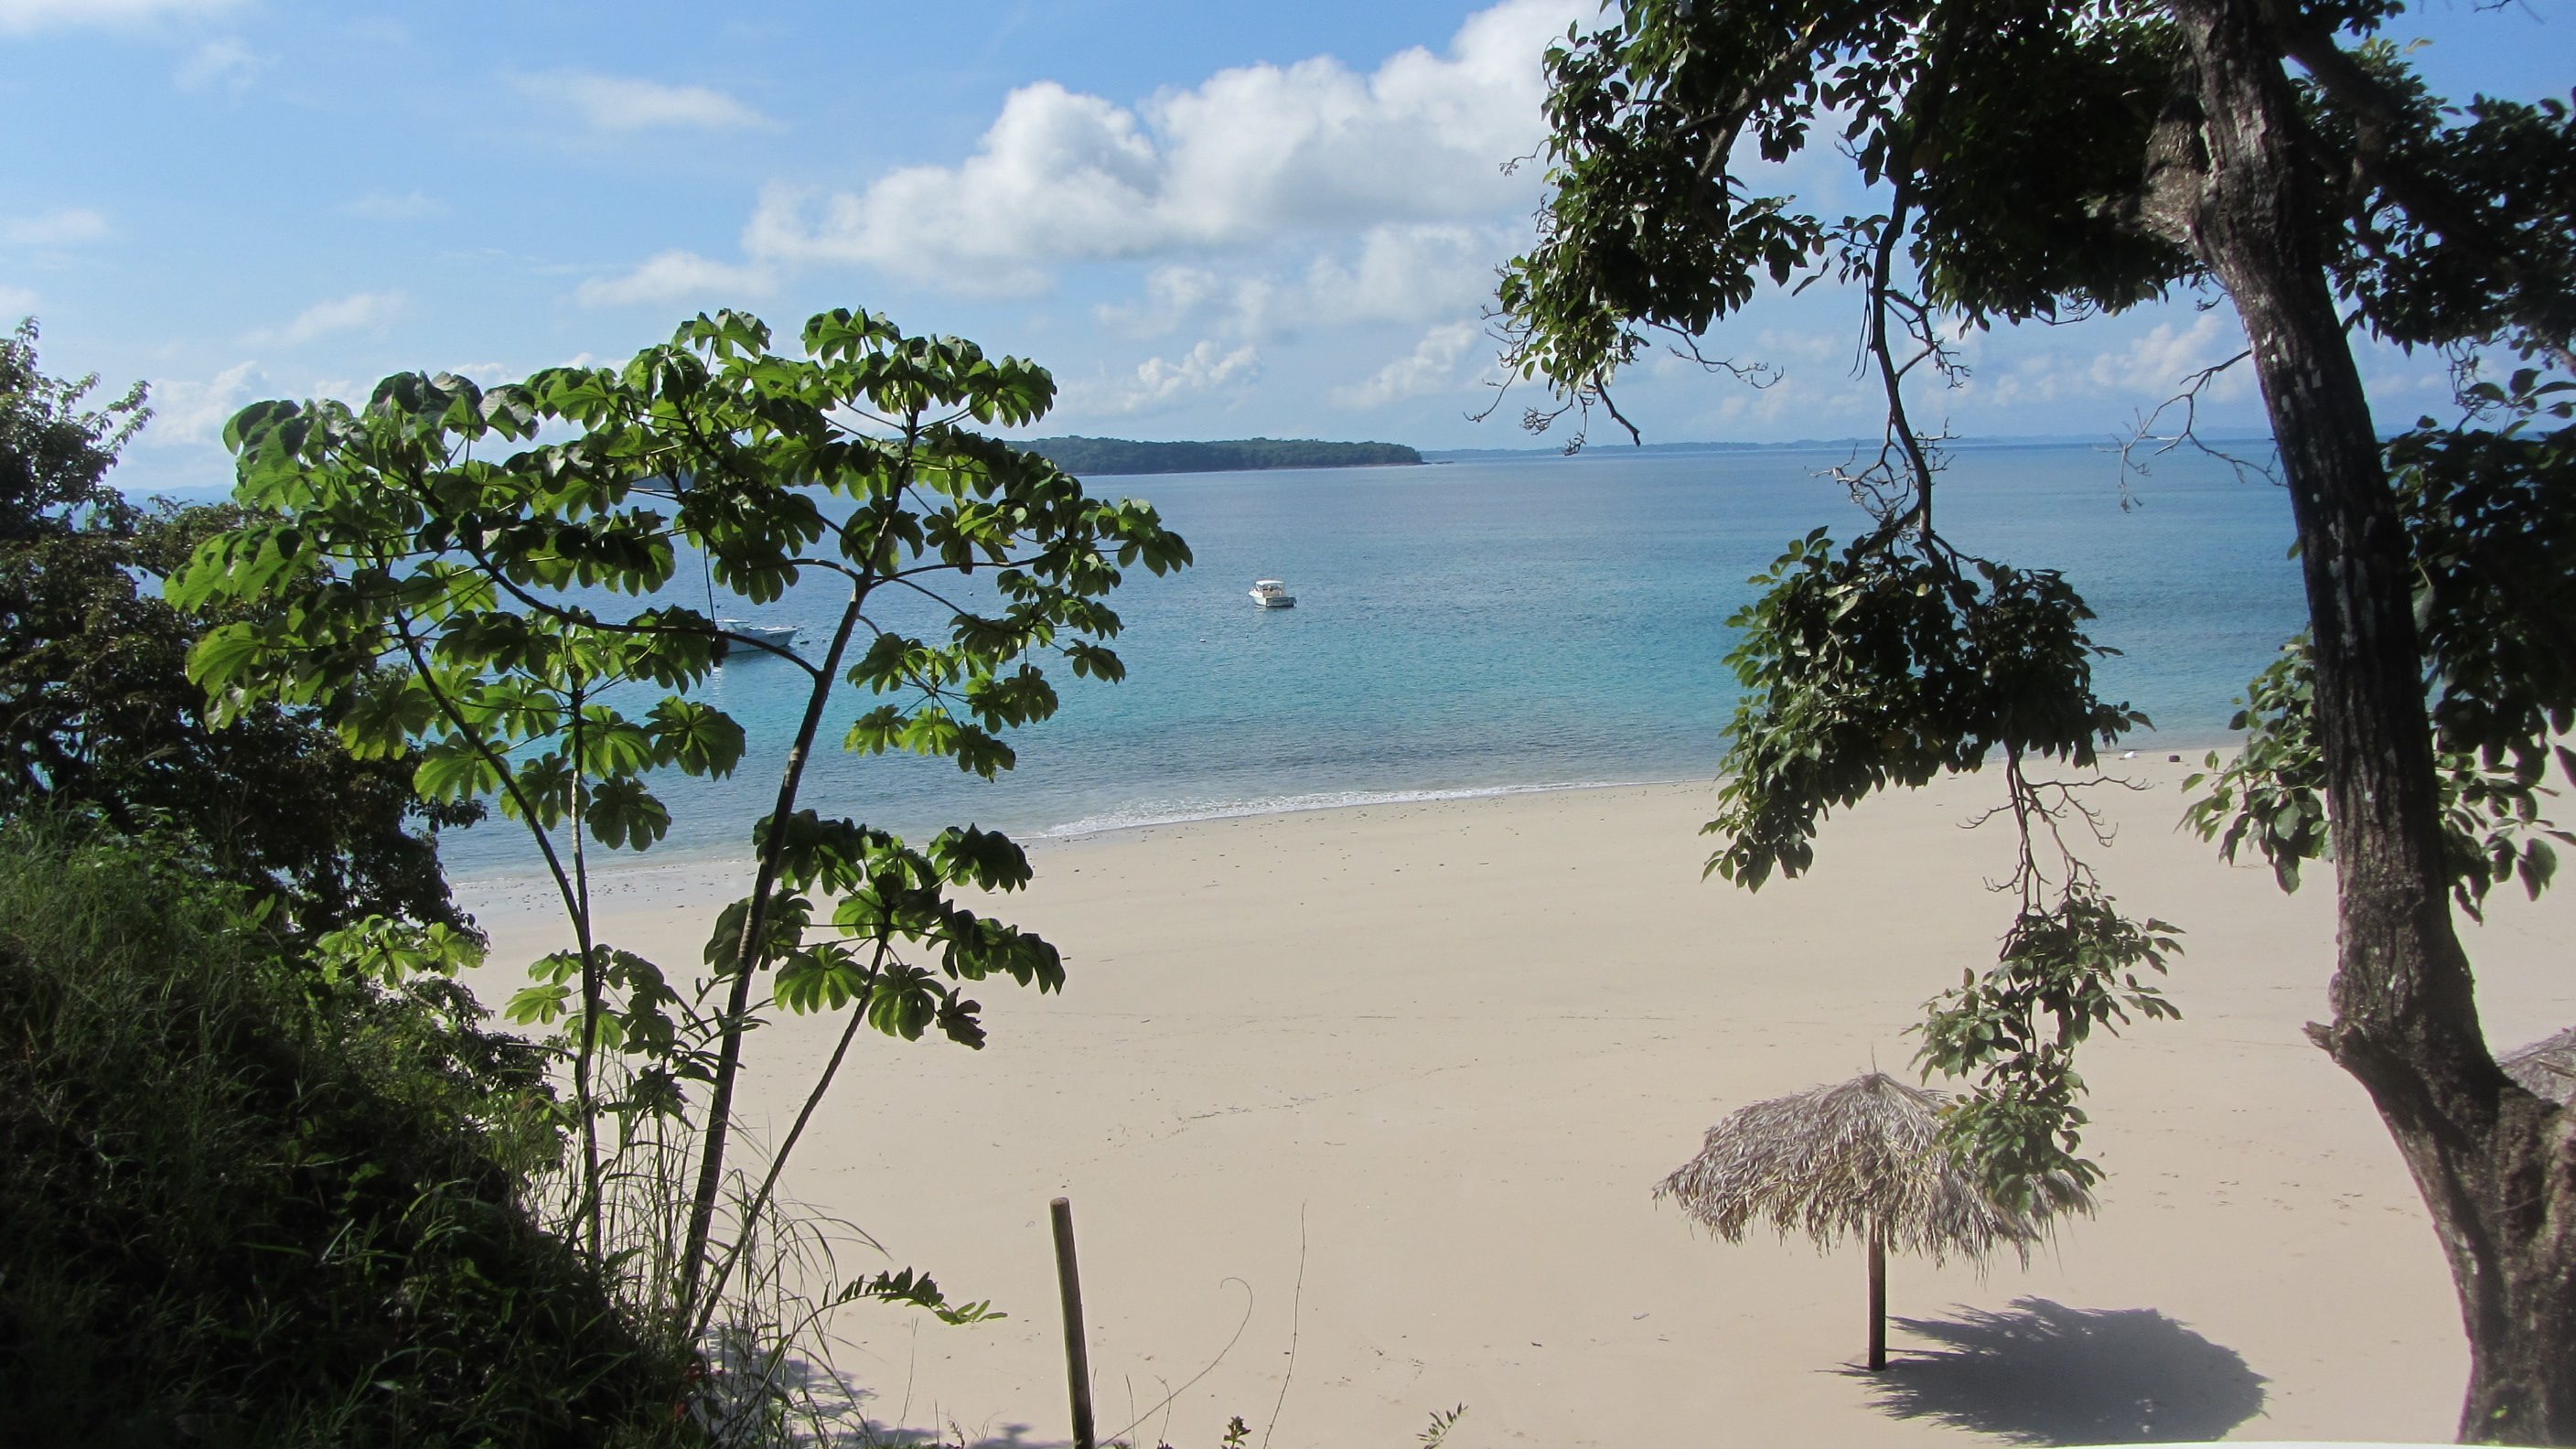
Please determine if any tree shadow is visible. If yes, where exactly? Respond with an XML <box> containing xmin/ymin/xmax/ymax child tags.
<box><xmin>1844</xmin><ymin>1296</ymin><xmax>2268</xmax><ymax>1445</ymax></box>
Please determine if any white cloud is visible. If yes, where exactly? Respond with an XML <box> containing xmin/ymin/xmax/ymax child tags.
<box><xmin>521</xmin><ymin>71</ymin><xmax>774</xmax><ymax>132</ymax></box>
<box><xmin>1095</xmin><ymin>263</ymin><xmax>1229</xmax><ymax>338</ymax></box>
<box><xmin>2085</xmin><ymin>314</ymin><xmax>2248</xmax><ymax>399</ymax></box>
<box><xmin>1751</xmin><ymin>327</ymin><xmax>1851</xmax><ymax>367</ymax></box>
<box><xmin>343</xmin><ymin>190</ymin><xmax>447</xmax><ymax>221</ymax></box>
<box><xmin>0</xmin><ymin>0</ymin><xmax>242</xmax><ymax>32</ymax></box>
<box><xmin>0</xmin><ymin>284</ymin><xmax>36</xmax><ymax>314</ymax></box>
<box><xmin>1290</xmin><ymin>224</ymin><xmax>1512</xmax><ymax>329</ymax></box>
<box><xmin>1097</xmin><ymin>222</ymin><xmax>1521</xmax><ymax>345</ymax></box>
<box><xmin>175</xmin><ymin>36</ymin><xmax>264</xmax><ymax>93</ymax></box>
<box><xmin>1334</xmin><ymin>321</ymin><xmax>1482</xmax><ymax>407</ymax></box>
<box><xmin>246</xmin><ymin>290</ymin><xmax>405</xmax><ymax>346</ymax></box>
<box><xmin>574</xmin><ymin>250</ymin><xmax>774</xmax><ymax>308</ymax></box>
<box><xmin>1951</xmin><ymin>313</ymin><xmax>2254</xmax><ymax>413</ymax></box>
<box><xmin>145</xmin><ymin>360</ymin><xmax>262</xmax><ymax>445</ymax></box>
<box><xmin>746</xmin><ymin>0</ymin><xmax>1580</xmax><ymax>288</ymax></box>
<box><xmin>1</xmin><ymin>208</ymin><xmax>110</xmax><ymax>246</ymax></box>
<box><xmin>1070</xmin><ymin>340</ymin><xmax>1262</xmax><ymax>416</ymax></box>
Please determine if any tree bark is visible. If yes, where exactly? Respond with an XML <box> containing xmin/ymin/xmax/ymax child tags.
<box><xmin>2166</xmin><ymin>1</ymin><xmax>2576</xmax><ymax>1440</ymax></box>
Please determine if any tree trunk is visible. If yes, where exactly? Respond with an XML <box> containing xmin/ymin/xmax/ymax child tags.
<box><xmin>2166</xmin><ymin>1</ymin><xmax>2576</xmax><ymax>1439</ymax></box>
<box><xmin>677</xmin><ymin>589</ymin><xmax>873</xmax><ymax>1322</ymax></box>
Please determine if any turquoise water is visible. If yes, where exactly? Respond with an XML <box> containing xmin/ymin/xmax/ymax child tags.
<box><xmin>440</xmin><ymin>443</ymin><xmax>2306</xmax><ymax>879</ymax></box>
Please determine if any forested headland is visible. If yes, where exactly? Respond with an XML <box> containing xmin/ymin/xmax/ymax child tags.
<box><xmin>1022</xmin><ymin>435</ymin><xmax>1421</xmax><ymax>475</ymax></box>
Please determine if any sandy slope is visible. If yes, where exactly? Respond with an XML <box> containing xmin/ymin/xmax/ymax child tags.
<box><xmin>464</xmin><ymin>757</ymin><xmax>2576</xmax><ymax>1447</ymax></box>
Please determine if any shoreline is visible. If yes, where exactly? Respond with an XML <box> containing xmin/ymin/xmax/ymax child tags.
<box><xmin>448</xmin><ymin>736</ymin><xmax>2242</xmax><ymax>925</ymax></box>
<box><xmin>445</xmin><ymin>775</ymin><xmax>1670</xmax><ymax>897</ymax></box>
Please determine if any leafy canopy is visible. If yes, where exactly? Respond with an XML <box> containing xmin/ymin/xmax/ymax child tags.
<box><xmin>1501</xmin><ymin>0</ymin><xmax>2576</xmax><ymax>1209</ymax></box>
<box><xmin>2184</xmin><ymin>369</ymin><xmax>2576</xmax><ymax>912</ymax></box>
<box><xmin>174</xmin><ymin>306</ymin><xmax>1189</xmax><ymax>1330</ymax></box>
<box><xmin>0</xmin><ymin>318</ymin><xmax>472</xmax><ymax>936</ymax></box>
<box><xmin>177</xmin><ymin>305</ymin><xmax>1187</xmax><ymax>1068</ymax></box>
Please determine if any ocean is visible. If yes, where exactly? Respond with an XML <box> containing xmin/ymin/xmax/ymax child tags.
<box><xmin>439</xmin><ymin>441</ymin><xmax>2307</xmax><ymax>881</ymax></box>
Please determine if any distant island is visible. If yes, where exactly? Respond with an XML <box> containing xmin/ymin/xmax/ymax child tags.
<box><xmin>1025</xmin><ymin>435</ymin><xmax>1422</xmax><ymax>476</ymax></box>
<box><xmin>1420</xmin><ymin>431</ymin><xmax>2282</xmax><ymax>461</ymax></box>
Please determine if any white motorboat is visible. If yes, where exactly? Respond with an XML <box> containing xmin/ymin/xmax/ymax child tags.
<box><xmin>1249</xmin><ymin>579</ymin><xmax>1296</xmax><ymax>609</ymax></box>
<box><xmin>716</xmin><ymin>620</ymin><xmax>800</xmax><ymax>659</ymax></box>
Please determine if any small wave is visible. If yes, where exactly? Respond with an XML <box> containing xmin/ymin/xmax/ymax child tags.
<box><xmin>1038</xmin><ymin>778</ymin><xmax>1666</xmax><ymax>839</ymax></box>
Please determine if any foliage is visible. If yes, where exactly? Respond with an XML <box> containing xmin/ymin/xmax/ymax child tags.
<box><xmin>0</xmin><ymin>318</ymin><xmax>473</xmax><ymax>938</ymax></box>
<box><xmin>1497</xmin><ymin>3</ymin><xmax>2569</xmax><ymax>416</ymax></box>
<box><xmin>1023</xmin><ymin>435</ymin><xmax>1421</xmax><ymax>475</ymax></box>
<box><xmin>2185</xmin><ymin>369</ymin><xmax>2576</xmax><ymax>914</ymax></box>
<box><xmin>2181</xmin><ymin>640</ymin><xmax>2332</xmax><ymax>891</ymax></box>
<box><xmin>2304</xmin><ymin>40</ymin><xmax>2576</xmax><ymax>359</ymax></box>
<box><xmin>1917</xmin><ymin>884</ymin><xmax>2179</xmax><ymax>1210</ymax></box>
<box><xmin>177</xmin><ymin>306</ymin><xmax>1187</xmax><ymax>1386</ymax></box>
<box><xmin>2403</xmin><ymin>371</ymin><xmax>2576</xmax><ymax>763</ymax></box>
<box><xmin>1709</xmin><ymin>527</ymin><xmax>2143</xmax><ymax>889</ymax></box>
<box><xmin>0</xmin><ymin>815</ymin><xmax>678</xmax><ymax>1448</ymax></box>
<box><xmin>1417</xmin><ymin>1404</ymin><xmax>1469</xmax><ymax>1449</ymax></box>
<box><xmin>2184</xmin><ymin>638</ymin><xmax>2571</xmax><ymax>915</ymax></box>
<box><xmin>0</xmin><ymin>316</ymin><xmax>145</xmax><ymax>538</ymax></box>
<box><xmin>1492</xmin><ymin>0</ymin><xmax>2195</xmax><ymax>426</ymax></box>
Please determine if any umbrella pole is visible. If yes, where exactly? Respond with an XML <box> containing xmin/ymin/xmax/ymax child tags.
<box><xmin>1866</xmin><ymin>1218</ymin><xmax>1887</xmax><ymax>1371</ymax></box>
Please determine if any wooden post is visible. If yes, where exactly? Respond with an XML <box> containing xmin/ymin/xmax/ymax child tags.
<box><xmin>1866</xmin><ymin>1219</ymin><xmax>1888</xmax><ymax>1372</ymax></box>
<box><xmin>1050</xmin><ymin>1197</ymin><xmax>1097</xmax><ymax>1449</ymax></box>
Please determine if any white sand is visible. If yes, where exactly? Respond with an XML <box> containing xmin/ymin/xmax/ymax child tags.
<box><xmin>464</xmin><ymin>757</ymin><xmax>2576</xmax><ymax>1447</ymax></box>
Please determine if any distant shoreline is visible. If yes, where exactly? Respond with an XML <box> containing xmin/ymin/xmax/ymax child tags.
<box><xmin>1024</xmin><ymin>435</ymin><xmax>1422</xmax><ymax>476</ymax></box>
<box><xmin>1420</xmin><ymin>432</ymin><xmax>2284</xmax><ymax>462</ymax></box>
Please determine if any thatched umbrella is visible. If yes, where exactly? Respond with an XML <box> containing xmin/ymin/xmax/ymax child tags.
<box><xmin>1654</xmin><ymin>1071</ymin><xmax>2091</xmax><ymax>1370</ymax></box>
<box><xmin>2503</xmin><ymin>1025</ymin><xmax>2576</xmax><ymax>1105</ymax></box>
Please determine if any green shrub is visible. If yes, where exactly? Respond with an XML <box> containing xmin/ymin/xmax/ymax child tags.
<box><xmin>0</xmin><ymin>817</ymin><xmax>683</xmax><ymax>1447</ymax></box>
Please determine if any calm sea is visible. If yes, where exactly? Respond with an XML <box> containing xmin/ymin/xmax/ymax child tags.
<box><xmin>440</xmin><ymin>442</ymin><xmax>2306</xmax><ymax>881</ymax></box>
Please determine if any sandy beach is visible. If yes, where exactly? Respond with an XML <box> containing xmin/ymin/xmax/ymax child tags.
<box><xmin>463</xmin><ymin>757</ymin><xmax>2576</xmax><ymax>1447</ymax></box>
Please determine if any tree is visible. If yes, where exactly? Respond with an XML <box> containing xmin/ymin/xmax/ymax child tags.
<box><xmin>174</xmin><ymin>308</ymin><xmax>1189</xmax><ymax>1356</ymax></box>
<box><xmin>0</xmin><ymin>319</ymin><xmax>472</xmax><ymax>937</ymax></box>
<box><xmin>1497</xmin><ymin>1</ymin><xmax>2576</xmax><ymax>1439</ymax></box>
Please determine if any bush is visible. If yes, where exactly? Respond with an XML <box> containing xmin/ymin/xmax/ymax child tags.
<box><xmin>0</xmin><ymin>818</ymin><xmax>683</xmax><ymax>1447</ymax></box>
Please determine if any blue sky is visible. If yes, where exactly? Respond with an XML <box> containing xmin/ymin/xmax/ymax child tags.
<box><xmin>4</xmin><ymin>0</ymin><xmax>2568</xmax><ymax>495</ymax></box>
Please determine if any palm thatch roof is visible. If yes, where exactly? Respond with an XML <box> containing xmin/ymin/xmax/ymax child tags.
<box><xmin>2502</xmin><ymin>1025</ymin><xmax>2576</xmax><ymax>1105</ymax></box>
<box><xmin>1654</xmin><ymin>1071</ymin><xmax>2090</xmax><ymax>1269</ymax></box>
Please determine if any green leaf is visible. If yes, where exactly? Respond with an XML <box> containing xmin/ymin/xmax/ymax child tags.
<box><xmin>585</xmin><ymin>776</ymin><xmax>671</xmax><ymax>851</ymax></box>
<box><xmin>865</xmin><ymin>962</ymin><xmax>941</xmax><ymax>1040</ymax></box>
<box><xmin>506</xmin><ymin>982</ymin><xmax>574</xmax><ymax>1025</ymax></box>
<box><xmin>336</xmin><ymin>673</ymin><xmax>439</xmax><ymax>759</ymax></box>
<box><xmin>413</xmin><ymin>739</ymin><xmax>503</xmax><ymax>805</ymax></box>
<box><xmin>647</xmin><ymin>696</ymin><xmax>746</xmax><ymax>777</ymax></box>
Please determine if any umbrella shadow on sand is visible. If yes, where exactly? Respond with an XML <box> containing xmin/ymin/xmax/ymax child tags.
<box><xmin>1843</xmin><ymin>1296</ymin><xmax>2268</xmax><ymax>1445</ymax></box>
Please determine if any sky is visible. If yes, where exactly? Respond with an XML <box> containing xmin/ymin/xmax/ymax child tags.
<box><xmin>3</xmin><ymin>0</ymin><xmax>2570</xmax><ymax>495</ymax></box>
